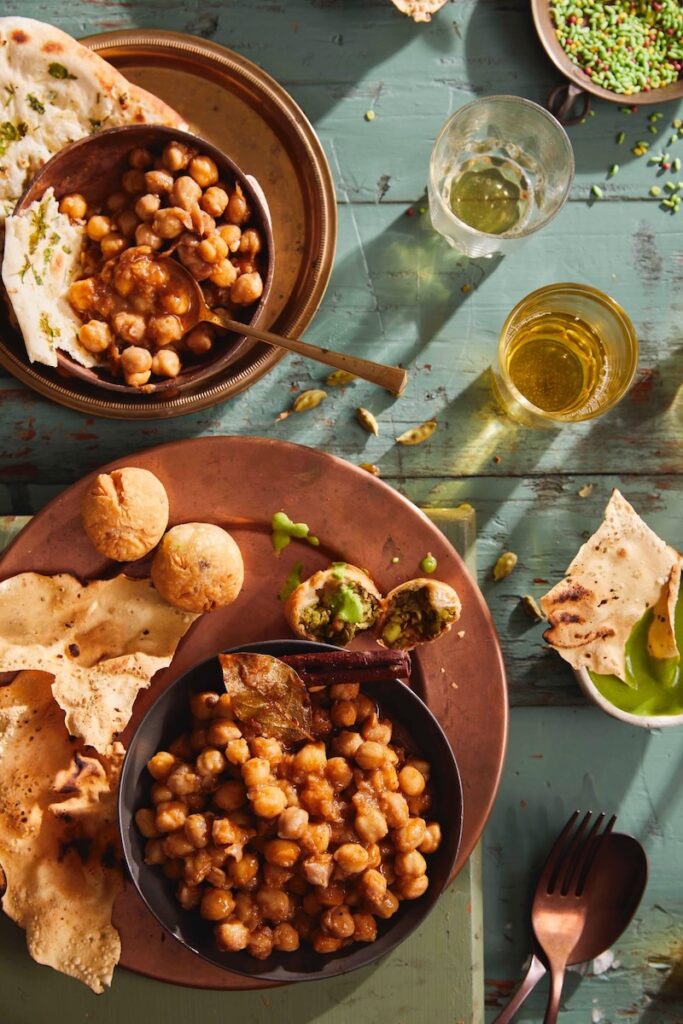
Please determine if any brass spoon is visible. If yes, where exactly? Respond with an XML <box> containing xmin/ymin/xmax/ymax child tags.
<box><xmin>492</xmin><ymin>819</ymin><xmax>647</xmax><ymax>1024</ymax></box>
<box><xmin>162</xmin><ymin>256</ymin><xmax>408</xmax><ymax>396</ymax></box>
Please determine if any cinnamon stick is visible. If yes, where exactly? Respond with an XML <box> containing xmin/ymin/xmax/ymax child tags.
<box><xmin>280</xmin><ymin>649</ymin><xmax>411</xmax><ymax>686</ymax></box>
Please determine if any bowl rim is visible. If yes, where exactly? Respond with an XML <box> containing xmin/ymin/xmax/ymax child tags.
<box><xmin>118</xmin><ymin>638</ymin><xmax>464</xmax><ymax>982</ymax></box>
<box><xmin>574</xmin><ymin>666</ymin><xmax>683</xmax><ymax>729</ymax></box>
<box><xmin>11</xmin><ymin>123</ymin><xmax>275</xmax><ymax>396</ymax></box>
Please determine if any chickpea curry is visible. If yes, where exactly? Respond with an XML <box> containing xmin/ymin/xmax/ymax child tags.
<box><xmin>135</xmin><ymin>678</ymin><xmax>442</xmax><ymax>960</ymax></box>
<box><xmin>62</xmin><ymin>140</ymin><xmax>266</xmax><ymax>388</ymax></box>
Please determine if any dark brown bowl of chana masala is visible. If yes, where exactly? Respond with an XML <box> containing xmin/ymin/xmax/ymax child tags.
<box><xmin>118</xmin><ymin>640</ymin><xmax>463</xmax><ymax>982</ymax></box>
<box><xmin>8</xmin><ymin>125</ymin><xmax>274</xmax><ymax>395</ymax></box>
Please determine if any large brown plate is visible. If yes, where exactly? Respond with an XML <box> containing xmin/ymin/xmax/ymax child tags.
<box><xmin>0</xmin><ymin>436</ymin><xmax>507</xmax><ymax>989</ymax></box>
<box><xmin>0</xmin><ymin>30</ymin><xmax>337</xmax><ymax>420</ymax></box>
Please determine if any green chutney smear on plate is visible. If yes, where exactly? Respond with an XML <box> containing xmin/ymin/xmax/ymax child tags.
<box><xmin>589</xmin><ymin>596</ymin><xmax>683</xmax><ymax>717</ymax></box>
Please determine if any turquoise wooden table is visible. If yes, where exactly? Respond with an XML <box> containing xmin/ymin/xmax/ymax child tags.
<box><xmin>1</xmin><ymin>1</ymin><xmax>682</xmax><ymax>1022</ymax></box>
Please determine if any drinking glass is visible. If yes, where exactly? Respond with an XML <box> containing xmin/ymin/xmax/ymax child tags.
<box><xmin>428</xmin><ymin>96</ymin><xmax>574</xmax><ymax>258</ymax></box>
<box><xmin>490</xmin><ymin>283</ymin><xmax>639</xmax><ymax>428</ymax></box>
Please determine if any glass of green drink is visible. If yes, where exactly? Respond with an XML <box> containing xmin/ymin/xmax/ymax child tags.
<box><xmin>428</xmin><ymin>96</ymin><xmax>574</xmax><ymax>258</ymax></box>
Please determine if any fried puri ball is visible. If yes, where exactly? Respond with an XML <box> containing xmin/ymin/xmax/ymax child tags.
<box><xmin>151</xmin><ymin>522</ymin><xmax>244</xmax><ymax>613</ymax></box>
<box><xmin>377</xmin><ymin>578</ymin><xmax>461</xmax><ymax>651</ymax></box>
<box><xmin>81</xmin><ymin>467</ymin><xmax>169</xmax><ymax>561</ymax></box>
<box><xmin>284</xmin><ymin>564</ymin><xmax>381</xmax><ymax>646</ymax></box>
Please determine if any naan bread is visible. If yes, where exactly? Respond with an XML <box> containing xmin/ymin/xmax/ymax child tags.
<box><xmin>0</xmin><ymin>16</ymin><xmax>186</xmax><ymax>232</ymax></box>
<box><xmin>390</xmin><ymin>0</ymin><xmax>448</xmax><ymax>22</ymax></box>
<box><xmin>0</xmin><ymin>671</ymin><xmax>123</xmax><ymax>992</ymax></box>
<box><xmin>1</xmin><ymin>188</ymin><xmax>89</xmax><ymax>366</ymax></box>
<box><xmin>0</xmin><ymin>572</ymin><xmax>197</xmax><ymax>751</ymax></box>
<box><xmin>647</xmin><ymin>560</ymin><xmax>681</xmax><ymax>662</ymax></box>
<box><xmin>541</xmin><ymin>489</ymin><xmax>682</xmax><ymax>681</ymax></box>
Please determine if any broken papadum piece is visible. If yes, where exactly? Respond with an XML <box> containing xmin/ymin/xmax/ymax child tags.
<box><xmin>541</xmin><ymin>489</ymin><xmax>682</xmax><ymax>682</ymax></box>
<box><xmin>0</xmin><ymin>572</ymin><xmax>197</xmax><ymax>751</ymax></box>
<box><xmin>0</xmin><ymin>671</ymin><xmax>123</xmax><ymax>992</ymax></box>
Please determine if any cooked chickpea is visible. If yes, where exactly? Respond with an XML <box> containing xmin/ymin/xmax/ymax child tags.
<box><xmin>206</xmin><ymin>866</ymin><xmax>228</xmax><ymax>888</ymax></box>
<box><xmin>120</xmin><ymin>346</ymin><xmax>152</xmax><ymax>378</ymax></box>
<box><xmin>86</xmin><ymin>214</ymin><xmax>112</xmax><ymax>242</ymax></box>
<box><xmin>263</xmin><ymin>863</ymin><xmax>293</xmax><ymax>888</ymax></box>
<box><xmin>249</xmin><ymin>737</ymin><xmax>283</xmax><ymax>764</ymax></box>
<box><xmin>184</xmin><ymin>325</ymin><xmax>214</xmax><ymax>356</ymax></box>
<box><xmin>398</xmin><ymin>765</ymin><xmax>426</xmax><ymax>796</ymax></box>
<box><xmin>176</xmin><ymin>882</ymin><xmax>202</xmax><ymax>910</ymax></box>
<box><xmin>332</xmin><ymin>731</ymin><xmax>363</xmax><ymax>758</ymax></box>
<box><xmin>183</xmin><ymin>813</ymin><xmax>209</xmax><ymax>849</ymax></box>
<box><xmin>352</xmin><ymin>912</ymin><xmax>377</xmax><ymax>942</ymax></box>
<box><xmin>419</xmin><ymin>822</ymin><xmax>442</xmax><ymax>855</ymax></box>
<box><xmin>207</xmin><ymin>258</ymin><xmax>237</xmax><ymax>288</ymax></box>
<box><xmin>213</xmin><ymin>780</ymin><xmax>246</xmax><ymax>811</ymax></box>
<box><xmin>312</xmin><ymin>930</ymin><xmax>342</xmax><ymax>954</ymax></box>
<box><xmin>247</xmin><ymin>925</ymin><xmax>274</xmax><ymax>961</ymax></box>
<box><xmin>194</xmin><ymin>748</ymin><xmax>226</xmax><ymax>777</ymax></box>
<box><xmin>151</xmin><ymin>782</ymin><xmax>173</xmax><ymax>805</ymax></box>
<box><xmin>171</xmin><ymin>174</ymin><xmax>203</xmax><ymax>211</ymax></box>
<box><xmin>300</xmin><ymin>823</ymin><xmax>332</xmax><ymax>857</ymax></box>
<box><xmin>196</xmin><ymin>234</ymin><xmax>229</xmax><ymax>264</ymax></box>
<box><xmin>362</xmin><ymin>714</ymin><xmax>393</xmax><ymax>745</ymax></box>
<box><xmin>355</xmin><ymin>807</ymin><xmax>388</xmax><ymax>844</ymax></box>
<box><xmin>215</xmin><ymin>919</ymin><xmax>250</xmax><ymax>952</ymax></box>
<box><xmin>134</xmin><ymin>808</ymin><xmax>158</xmax><ymax>839</ymax></box>
<box><xmin>355</xmin><ymin>741</ymin><xmax>388</xmax><ymax>771</ymax></box>
<box><xmin>330</xmin><ymin>700</ymin><xmax>357</xmax><ymax>728</ymax></box>
<box><xmin>334</xmin><ymin>843</ymin><xmax>369</xmax><ymax>874</ymax></box>
<box><xmin>155</xmin><ymin>800</ymin><xmax>187</xmax><ymax>833</ymax></box>
<box><xmin>239</xmin><ymin>228</ymin><xmax>262</xmax><ymax>255</ymax></box>
<box><xmin>162</xmin><ymin>832</ymin><xmax>195</xmax><ymax>859</ymax></box>
<box><xmin>186</xmin><ymin>792</ymin><xmax>208</xmax><ymax>813</ymax></box>
<box><xmin>68</xmin><ymin>277</ymin><xmax>97</xmax><ymax>312</ymax></box>
<box><xmin>272</xmin><ymin>922</ymin><xmax>300</xmax><ymax>952</ymax></box>
<box><xmin>189</xmin><ymin>691</ymin><xmax>217</xmax><ymax>719</ymax></box>
<box><xmin>198</xmin><ymin>887</ymin><xmax>235</xmax><ymax>922</ymax></box>
<box><xmin>133</xmin><ymin>223</ymin><xmax>162</xmax><ymax>250</ymax></box>
<box><xmin>159</xmin><ymin>291</ymin><xmax>190</xmax><ymax>317</ymax></box>
<box><xmin>329</xmin><ymin>683</ymin><xmax>360</xmax><ymax>700</ymax></box>
<box><xmin>151</xmin><ymin>349</ymin><xmax>181</xmax><ymax>379</ymax></box>
<box><xmin>394</xmin><ymin>817</ymin><xmax>427</xmax><ymax>853</ymax></box>
<box><xmin>198</xmin><ymin>185</ymin><xmax>228</xmax><ymax>218</ymax></box>
<box><xmin>355</xmin><ymin>694</ymin><xmax>376</xmax><ymax>722</ymax></box>
<box><xmin>134</xmin><ymin>193</ymin><xmax>161</xmax><ymax>222</ymax></box>
<box><xmin>59</xmin><ymin>192</ymin><xmax>87</xmax><ymax>220</ymax></box>
<box><xmin>150</xmin><ymin>207</ymin><xmax>188</xmax><ymax>240</ymax></box>
<box><xmin>144</xmin><ymin>169</ymin><xmax>174</xmax><ymax>195</ymax></box>
<box><xmin>242</xmin><ymin>757</ymin><xmax>271</xmax><ymax>788</ymax></box>
<box><xmin>277</xmin><ymin>806</ymin><xmax>309</xmax><ymax>840</ymax></box>
<box><xmin>380</xmin><ymin>791</ymin><xmax>410</xmax><ymax>829</ymax></box>
<box><xmin>122</xmin><ymin>169</ymin><xmax>146</xmax><ymax>195</ymax></box>
<box><xmin>396</xmin><ymin>874</ymin><xmax>429</xmax><ymax>900</ymax></box>
<box><xmin>113</xmin><ymin>313</ymin><xmax>146</xmax><ymax>346</ymax></box>
<box><xmin>293</xmin><ymin>742</ymin><xmax>327</xmax><ymax>778</ymax></box>
<box><xmin>147</xmin><ymin>314</ymin><xmax>183</xmax><ymax>348</ymax></box>
<box><xmin>373</xmin><ymin>890</ymin><xmax>400</xmax><ymax>920</ymax></box>
<box><xmin>325</xmin><ymin>756</ymin><xmax>353</xmax><ymax>791</ymax></box>
<box><xmin>255</xmin><ymin>887</ymin><xmax>291</xmax><ymax>922</ymax></box>
<box><xmin>321</xmin><ymin>904</ymin><xmax>355</xmax><ymax>939</ymax></box>
<box><xmin>217</xmin><ymin>222</ymin><xmax>241</xmax><ymax>252</ymax></box>
<box><xmin>394</xmin><ymin>850</ymin><xmax>427</xmax><ymax>877</ymax></box>
<box><xmin>264</xmin><ymin>839</ymin><xmax>300</xmax><ymax>868</ymax></box>
<box><xmin>127</xmin><ymin>146</ymin><xmax>152</xmax><ymax>169</ymax></box>
<box><xmin>100</xmin><ymin>232</ymin><xmax>128</xmax><ymax>261</ymax></box>
<box><xmin>299</xmin><ymin>778</ymin><xmax>335</xmax><ymax>818</ymax></box>
<box><xmin>359</xmin><ymin>867</ymin><xmax>387</xmax><ymax>901</ymax></box>
<box><xmin>207</xmin><ymin>720</ymin><xmax>240</xmax><ymax>745</ymax></box>
<box><xmin>116</xmin><ymin>208</ymin><xmax>140</xmax><ymax>240</ymax></box>
<box><xmin>230</xmin><ymin>271</ymin><xmax>264</xmax><ymax>306</ymax></box>
<box><xmin>78</xmin><ymin>319</ymin><xmax>112</xmax><ymax>354</ymax></box>
<box><xmin>366</xmin><ymin>843</ymin><xmax>382</xmax><ymax>869</ymax></box>
<box><xmin>188</xmin><ymin>154</ymin><xmax>219</xmax><ymax>188</ymax></box>
<box><xmin>227</xmin><ymin>183</ymin><xmax>249</xmax><ymax>224</ymax></box>
<box><xmin>144</xmin><ymin>838</ymin><xmax>165</xmax><ymax>865</ymax></box>
<box><xmin>160</xmin><ymin>140</ymin><xmax>191</xmax><ymax>171</ymax></box>
<box><xmin>251</xmin><ymin>785</ymin><xmax>288</xmax><ymax>819</ymax></box>
<box><xmin>228</xmin><ymin>850</ymin><xmax>259</xmax><ymax>889</ymax></box>
<box><xmin>225</xmin><ymin>738</ymin><xmax>250</xmax><ymax>765</ymax></box>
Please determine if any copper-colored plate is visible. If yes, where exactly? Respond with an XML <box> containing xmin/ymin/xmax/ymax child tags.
<box><xmin>531</xmin><ymin>0</ymin><xmax>683</xmax><ymax>107</ymax></box>
<box><xmin>0</xmin><ymin>31</ymin><xmax>337</xmax><ymax>420</ymax></box>
<box><xmin>0</xmin><ymin>437</ymin><xmax>507</xmax><ymax>989</ymax></box>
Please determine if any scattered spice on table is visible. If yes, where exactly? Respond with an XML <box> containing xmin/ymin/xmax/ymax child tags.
<box><xmin>550</xmin><ymin>0</ymin><xmax>683</xmax><ymax>96</ymax></box>
<box><xmin>493</xmin><ymin>551</ymin><xmax>518</xmax><ymax>581</ymax></box>
<box><xmin>364</xmin><ymin>110</ymin><xmax>376</xmax><ymax>122</ymax></box>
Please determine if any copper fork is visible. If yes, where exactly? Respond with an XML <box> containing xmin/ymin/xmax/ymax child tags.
<box><xmin>532</xmin><ymin>810</ymin><xmax>617</xmax><ymax>1024</ymax></box>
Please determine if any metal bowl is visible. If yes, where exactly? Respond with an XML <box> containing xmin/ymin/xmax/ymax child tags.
<box><xmin>118</xmin><ymin>638</ymin><xmax>463</xmax><ymax>983</ymax></box>
<box><xmin>531</xmin><ymin>0</ymin><xmax>683</xmax><ymax>124</ymax></box>
<box><xmin>13</xmin><ymin>124</ymin><xmax>274</xmax><ymax>396</ymax></box>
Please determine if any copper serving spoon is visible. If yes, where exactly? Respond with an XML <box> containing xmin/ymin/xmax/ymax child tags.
<box><xmin>162</xmin><ymin>256</ymin><xmax>408</xmax><ymax>396</ymax></box>
<box><xmin>491</xmin><ymin>817</ymin><xmax>647</xmax><ymax>1024</ymax></box>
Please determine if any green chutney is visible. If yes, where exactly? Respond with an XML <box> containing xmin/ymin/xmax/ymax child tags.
<box><xmin>589</xmin><ymin>595</ymin><xmax>683</xmax><ymax>717</ymax></box>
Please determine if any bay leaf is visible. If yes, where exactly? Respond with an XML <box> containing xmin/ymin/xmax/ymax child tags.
<box><xmin>219</xmin><ymin>652</ymin><xmax>313</xmax><ymax>745</ymax></box>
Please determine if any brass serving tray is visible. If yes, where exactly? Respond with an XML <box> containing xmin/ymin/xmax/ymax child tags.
<box><xmin>0</xmin><ymin>30</ymin><xmax>337</xmax><ymax>420</ymax></box>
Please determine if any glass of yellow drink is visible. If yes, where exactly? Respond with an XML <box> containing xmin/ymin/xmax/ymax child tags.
<box><xmin>428</xmin><ymin>96</ymin><xmax>574</xmax><ymax>258</ymax></box>
<box><xmin>491</xmin><ymin>283</ymin><xmax>638</xmax><ymax>428</ymax></box>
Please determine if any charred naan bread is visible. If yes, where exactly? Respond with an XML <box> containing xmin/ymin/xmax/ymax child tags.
<box><xmin>0</xmin><ymin>572</ymin><xmax>197</xmax><ymax>751</ymax></box>
<box><xmin>541</xmin><ymin>489</ymin><xmax>682</xmax><ymax>681</ymax></box>
<box><xmin>0</xmin><ymin>17</ymin><xmax>185</xmax><ymax>232</ymax></box>
<box><xmin>0</xmin><ymin>671</ymin><xmax>123</xmax><ymax>992</ymax></box>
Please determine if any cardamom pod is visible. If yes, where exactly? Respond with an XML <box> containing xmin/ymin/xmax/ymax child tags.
<box><xmin>359</xmin><ymin>463</ymin><xmax>381</xmax><ymax>477</ymax></box>
<box><xmin>292</xmin><ymin>389</ymin><xmax>327</xmax><ymax>413</ymax></box>
<box><xmin>326</xmin><ymin>369</ymin><xmax>356</xmax><ymax>387</ymax></box>
<box><xmin>356</xmin><ymin>407</ymin><xmax>379</xmax><ymax>435</ymax></box>
<box><xmin>521</xmin><ymin>595</ymin><xmax>543</xmax><ymax>621</ymax></box>
<box><xmin>395</xmin><ymin>418</ymin><xmax>437</xmax><ymax>445</ymax></box>
<box><xmin>493</xmin><ymin>551</ymin><xmax>518</xmax><ymax>581</ymax></box>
